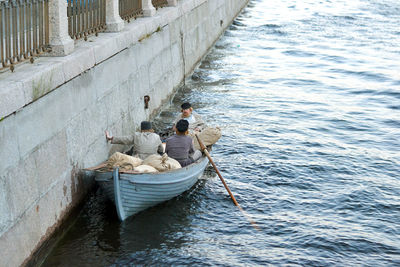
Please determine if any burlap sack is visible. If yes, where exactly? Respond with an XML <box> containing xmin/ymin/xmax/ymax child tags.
<box><xmin>142</xmin><ymin>154</ymin><xmax>181</xmax><ymax>172</ymax></box>
<box><xmin>190</xmin><ymin>127</ymin><xmax>221</xmax><ymax>150</ymax></box>
<box><xmin>106</xmin><ymin>152</ymin><xmax>143</xmax><ymax>171</ymax></box>
<box><xmin>134</xmin><ymin>164</ymin><xmax>158</xmax><ymax>173</ymax></box>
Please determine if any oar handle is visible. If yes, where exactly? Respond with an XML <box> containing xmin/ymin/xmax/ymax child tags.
<box><xmin>195</xmin><ymin>133</ymin><xmax>207</xmax><ymax>151</ymax></box>
<box><xmin>195</xmin><ymin>134</ymin><xmax>239</xmax><ymax>206</ymax></box>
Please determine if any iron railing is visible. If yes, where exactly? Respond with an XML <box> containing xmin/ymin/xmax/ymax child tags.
<box><xmin>119</xmin><ymin>0</ymin><xmax>141</xmax><ymax>22</ymax></box>
<box><xmin>152</xmin><ymin>0</ymin><xmax>167</xmax><ymax>9</ymax></box>
<box><xmin>0</xmin><ymin>0</ymin><xmax>49</xmax><ymax>71</ymax></box>
<box><xmin>67</xmin><ymin>0</ymin><xmax>106</xmax><ymax>40</ymax></box>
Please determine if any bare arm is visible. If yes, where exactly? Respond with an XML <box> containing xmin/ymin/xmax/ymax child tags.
<box><xmin>107</xmin><ymin>132</ymin><xmax>135</xmax><ymax>145</ymax></box>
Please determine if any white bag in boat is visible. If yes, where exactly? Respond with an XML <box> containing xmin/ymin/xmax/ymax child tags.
<box><xmin>134</xmin><ymin>164</ymin><xmax>158</xmax><ymax>173</ymax></box>
<box><xmin>142</xmin><ymin>154</ymin><xmax>181</xmax><ymax>172</ymax></box>
<box><xmin>190</xmin><ymin>127</ymin><xmax>221</xmax><ymax>150</ymax></box>
<box><xmin>106</xmin><ymin>152</ymin><xmax>143</xmax><ymax>171</ymax></box>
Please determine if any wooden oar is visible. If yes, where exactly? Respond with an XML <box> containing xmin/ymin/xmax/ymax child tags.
<box><xmin>195</xmin><ymin>134</ymin><xmax>259</xmax><ymax>230</ymax></box>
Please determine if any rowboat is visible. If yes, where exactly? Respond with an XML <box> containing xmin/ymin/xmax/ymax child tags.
<box><xmin>91</xmin><ymin>156</ymin><xmax>209</xmax><ymax>221</ymax></box>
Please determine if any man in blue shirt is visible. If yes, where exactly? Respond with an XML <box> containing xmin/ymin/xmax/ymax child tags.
<box><xmin>166</xmin><ymin>119</ymin><xmax>202</xmax><ymax>167</ymax></box>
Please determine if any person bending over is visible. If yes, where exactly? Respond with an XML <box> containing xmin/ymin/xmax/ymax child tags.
<box><xmin>105</xmin><ymin>121</ymin><xmax>164</xmax><ymax>160</ymax></box>
<box><xmin>166</xmin><ymin>119</ymin><xmax>202</xmax><ymax>167</ymax></box>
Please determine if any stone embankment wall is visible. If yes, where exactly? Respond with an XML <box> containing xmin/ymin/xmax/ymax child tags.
<box><xmin>0</xmin><ymin>0</ymin><xmax>248</xmax><ymax>266</ymax></box>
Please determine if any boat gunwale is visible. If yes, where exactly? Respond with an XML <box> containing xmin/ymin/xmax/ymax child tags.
<box><xmin>94</xmin><ymin>157</ymin><xmax>209</xmax><ymax>185</ymax></box>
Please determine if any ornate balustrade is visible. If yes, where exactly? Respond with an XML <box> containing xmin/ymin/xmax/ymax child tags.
<box><xmin>0</xmin><ymin>0</ymin><xmax>176</xmax><ymax>71</ymax></box>
<box><xmin>151</xmin><ymin>0</ymin><xmax>167</xmax><ymax>9</ymax></box>
<box><xmin>119</xmin><ymin>0</ymin><xmax>141</xmax><ymax>21</ymax></box>
<box><xmin>67</xmin><ymin>0</ymin><xmax>106</xmax><ymax>40</ymax></box>
<box><xmin>0</xmin><ymin>0</ymin><xmax>49</xmax><ymax>71</ymax></box>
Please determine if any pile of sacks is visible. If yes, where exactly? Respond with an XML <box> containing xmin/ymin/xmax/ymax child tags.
<box><xmin>189</xmin><ymin>127</ymin><xmax>222</xmax><ymax>150</ymax></box>
<box><xmin>106</xmin><ymin>152</ymin><xmax>181</xmax><ymax>173</ymax></box>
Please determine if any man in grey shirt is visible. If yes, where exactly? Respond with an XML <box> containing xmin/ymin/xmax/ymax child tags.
<box><xmin>166</xmin><ymin>120</ymin><xmax>202</xmax><ymax>167</ymax></box>
<box><xmin>105</xmin><ymin>121</ymin><xmax>164</xmax><ymax>160</ymax></box>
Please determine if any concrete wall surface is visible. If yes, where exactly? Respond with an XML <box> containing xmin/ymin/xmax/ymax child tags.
<box><xmin>0</xmin><ymin>0</ymin><xmax>249</xmax><ymax>266</ymax></box>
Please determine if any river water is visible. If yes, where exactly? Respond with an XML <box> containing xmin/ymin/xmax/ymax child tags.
<box><xmin>42</xmin><ymin>0</ymin><xmax>400</xmax><ymax>265</ymax></box>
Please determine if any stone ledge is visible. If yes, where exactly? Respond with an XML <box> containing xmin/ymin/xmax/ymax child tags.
<box><xmin>0</xmin><ymin>0</ymin><xmax>201</xmax><ymax>120</ymax></box>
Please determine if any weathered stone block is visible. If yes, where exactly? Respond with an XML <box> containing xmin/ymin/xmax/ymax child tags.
<box><xmin>149</xmin><ymin>55</ymin><xmax>163</xmax><ymax>85</ymax></box>
<box><xmin>16</xmin><ymin>88</ymin><xmax>72</xmax><ymax>157</ymax></box>
<box><xmin>88</xmin><ymin>55</ymin><xmax>123</xmax><ymax>100</ymax></box>
<box><xmin>0</xmin><ymin>203</ymin><xmax>41</xmax><ymax>267</ymax></box>
<box><xmin>136</xmin><ymin>64</ymin><xmax>151</xmax><ymax>97</ymax></box>
<box><xmin>130</xmin><ymin>20</ymin><xmax>148</xmax><ymax>43</ymax></box>
<box><xmin>150</xmin><ymin>14</ymin><xmax>164</xmax><ymax>31</ymax></box>
<box><xmin>92</xmin><ymin>35</ymin><xmax>120</xmax><ymax>64</ymax></box>
<box><xmin>62</xmin><ymin>46</ymin><xmax>96</xmax><ymax>82</ymax></box>
<box><xmin>115</xmin><ymin>83</ymin><xmax>131</xmax><ymax>116</ymax></box>
<box><xmin>0</xmin><ymin>58</ymin><xmax>65</xmax><ymax>119</ymax></box>
<box><xmin>143</xmin><ymin>16</ymin><xmax>157</xmax><ymax>34</ymax></box>
<box><xmin>114</xmin><ymin>48</ymin><xmax>138</xmax><ymax>84</ymax></box>
<box><xmin>6</xmin><ymin>155</ymin><xmax>39</xmax><ymax>223</ymax></box>
<box><xmin>134</xmin><ymin>41</ymin><xmax>152</xmax><ymax>69</ymax></box>
<box><xmin>171</xmin><ymin>42</ymin><xmax>182</xmax><ymax>68</ymax></box>
<box><xmin>82</xmin><ymin>137</ymin><xmax>111</xmax><ymax>167</ymax></box>
<box><xmin>0</xmin><ymin>174</ymin><xmax>12</xmax><ymax>236</ymax></box>
<box><xmin>23</xmin><ymin>60</ymin><xmax>66</xmax><ymax>104</ymax></box>
<box><xmin>66</xmin><ymin>76</ymin><xmax>98</xmax><ymax>114</ymax></box>
<box><xmin>160</xmin><ymin>26</ymin><xmax>171</xmax><ymax>52</ymax></box>
<box><xmin>36</xmin><ymin>174</ymin><xmax>70</xmax><ymax>237</ymax></box>
<box><xmin>195</xmin><ymin>0</ymin><xmax>207</xmax><ymax>7</ymax></box>
<box><xmin>165</xmin><ymin>5</ymin><xmax>180</xmax><ymax>24</ymax></box>
<box><xmin>172</xmin><ymin>64</ymin><xmax>184</xmax><ymax>87</ymax></box>
<box><xmin>66</xmin><ymin>114</ymin><xmax>87</xmax><ymax>164</ymax></box>
<box><xmin>182</xmin><ymin>0</ymin><xmax>195</xmax><ymax>14</ymax></box>
<box><xmin>115</xmin><ymin>30</ymin><xmax>131</xmax><ymax>51</ymax></box>
<box><xmin>0</xmin><ymin>115</ymin><xmax>19</xmax><ymax>173</ymax></box>
<box><xmin>150</xmin><ymin>32</ymin><xmax>164</xmax><ymax>59</ymax></box>
<box><xmin>168</xmin><ymin>21</ymin><xmax>180</xmax><ymax>45</ymax></box>
<box><xmin>34</xmin><ymin>130</ymin><xmax>69</xmax><ymax>194</ymax></box>
<box><xmin>0</xmin><ymin>82</ymin><xmax>25</xmax><ymax>119</ymax></box>
<box><xmin>150</xmin><ymin>76</ymin><xmax>170</xmax><ymax>108</ymax></box>
<box><xmin>161</xmin><ymin>47</ymin><xmax>173</xmax><ymax>74</ymax></box>
<box><xmin>81</xmin><ymin>103</ymin><xmax>109</xmax><ymax>153</ymax></box>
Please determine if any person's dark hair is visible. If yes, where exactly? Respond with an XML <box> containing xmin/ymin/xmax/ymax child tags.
<box><xmin>176</xmin><ymin>119</ymin><xmax>189</xmax><ymax>133</ymax></box>
<box><xmin>181</xmin><ymin>102</ymin><xmax>192</xmax><ymax>110</ymax></box>
<box><xmin>141</xmin><ymin>121</ymin><xmax>152</xmax><ymax>131</ymax></box>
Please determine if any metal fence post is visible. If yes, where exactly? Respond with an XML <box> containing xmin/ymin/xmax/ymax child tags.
<box><xmin>105</xmin><ymin>0</ymin><xmax>124</xmax><ymax>32</ymax></box>
<box><xmin>48</xmin><ymin>0</ymin><xmax>74</xmax><ymax>55</ymax></box>
<box><xmin>141</xmin><ymin>0</ymin><xmax>155</xmax><ymax>16</ymax></box>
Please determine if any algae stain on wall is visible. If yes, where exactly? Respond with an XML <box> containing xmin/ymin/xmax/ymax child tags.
<box><xmin>138</xmin><ymin>26</ymin><xmax>163</xmax><ymax>42</ymax></box>
<box><xmin>32</xmin><ymin>72</ymin><xmax>54</xmax><ymax>101</ymax></box>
